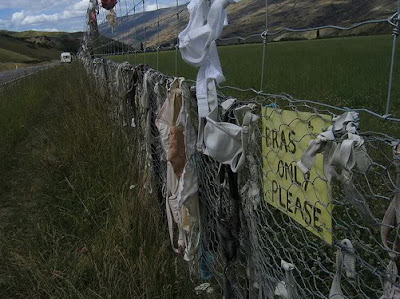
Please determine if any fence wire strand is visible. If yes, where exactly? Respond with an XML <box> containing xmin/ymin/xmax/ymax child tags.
<box><xmin>80</xmin><ymin>0</ymin><xmax>400</xmax><ymax>297</ymax></box>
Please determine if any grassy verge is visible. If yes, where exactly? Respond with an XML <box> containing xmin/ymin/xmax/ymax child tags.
<box><xmin>0</xmin><ymin>63</ymin><xmax>195</xmax><ymax>298</ymax></box>
<box><xmin>0</xmin><ymin>62</ymin><xmax>29</xmax><ymax>72</ymax></box>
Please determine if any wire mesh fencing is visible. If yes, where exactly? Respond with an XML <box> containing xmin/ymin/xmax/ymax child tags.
<box><xmin>78</xmin><ymin>0</ymin><xmax>400</xmax><ymax>297</ymax></box>
<box><xmin>84</xmin><ymin>0</ymin><xmax>400</xmax><ymax>116</ymax></box>
<box><xmin>79</xmin><ymin>47</ymin><xmax>400</xmax><ymax>297</ymax></box>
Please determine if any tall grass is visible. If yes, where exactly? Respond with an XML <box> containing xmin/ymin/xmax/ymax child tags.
<box><xmin>0</xmin><ymin>63</ymin><xmax>196</xmax><ymax>298</ymax></box>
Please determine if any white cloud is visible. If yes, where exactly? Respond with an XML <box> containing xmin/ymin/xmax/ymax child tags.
<box><xmin>31</xmin><ymin>28</ymin><xmax>60</xmax><ymax>32</ymax></box>
<box><xmin>0</xmin><ymin>0</ymin><xmax>178</xmax><ymax>32</ymax></box>
<box><xmin>19</xmin><ymin>10</ymin><xmax>84</xmax><ymax>25</ymax></box>
<box><xmin>0</xmin><ymin>0</ymin><xmax>71</xmax><ymax>11</ymax></box>
<box><xmin>72</xmin><ymin>0</ymin><xmax>90</xmax><ymax>11</ymax></box>
<box><xmin>144</xmin><ymin>3</ymin><xmax>168</xmax><ymax>11</ymax></box>
<box><xmin>1</xmin><ymin>0</ymin><xmax>88</xmax><ymax>31</ymax></box>
<box><xmin>11</xmin><ymin>11</ymin><xmax>25</xmax><ymax>22</ymax></box>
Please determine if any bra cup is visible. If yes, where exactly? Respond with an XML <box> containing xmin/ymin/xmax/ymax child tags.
<box><xmin>179</xmin><ymin>0</ymin><xmax>211</xmax><ymax>66</ymax></box>
<box><xmin>204</xmin><ymin>120</ymin><xmax>242</xmax><ymax>166</ymax></box>
<box><xmin>180</xmin><ymin>26</ymin><xmax>212</xmax><ymax>67</ymax></box>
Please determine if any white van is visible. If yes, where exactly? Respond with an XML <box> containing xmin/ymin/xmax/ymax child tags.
<box><xmin>61</xmin><ymin>52</ymin><xmax>72</xmax><ymax>63</ymax></box>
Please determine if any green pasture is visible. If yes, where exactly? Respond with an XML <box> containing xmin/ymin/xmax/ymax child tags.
<box><xmin>110</xmin><ymin>35</ymin><xmax>400</xmax><ymax>118</ymax></box>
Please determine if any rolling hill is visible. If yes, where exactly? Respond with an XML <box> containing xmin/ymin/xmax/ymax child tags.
<box><xmin>0</xmin><ymin>34</ymin><xmax>60</xmax><ymax>63</ymax></box>
<box><xmin>99</xmin><ymin>0</ymin><xmax>396</xmax><ymax>48</ymax></box>
<box><xmin>0</xmin><ymin>48</ymin><xmax>39</xmax><ymax>64</ymax></box>
<box><xmin>0</xmin><ymin>31</ymin><xmax>83</xmax><ymax>65</ymax></box>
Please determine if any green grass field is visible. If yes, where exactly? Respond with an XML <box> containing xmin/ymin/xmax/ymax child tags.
<box><xmin>0</xmin><ymin>64</ymin><xmax>196</xmax><ymax>298</ymax></box>
<box><xmin>0</xmin><ymin>62</ymin><xmax>31</xmax><ymax>72</ymax></box>
<box><xmin>0</xmin><ymin>48</ymin><xmax>39</xmax><ymax>64</ymax></box>
<box><xmin>110</xmin><ymin>35</ymin><xmax>400</xmax><ymax>119</ymax></box>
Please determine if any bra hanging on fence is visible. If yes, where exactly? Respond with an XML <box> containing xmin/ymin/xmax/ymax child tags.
<box><xmin>380</xmin><ymin>143</ymin><xmax>400</xmax><ymax>299</ymax></box>
<box><xmin>155</xmin><ymin>78</ymin><xmax>200</xmax><ymax>261</ymax></box>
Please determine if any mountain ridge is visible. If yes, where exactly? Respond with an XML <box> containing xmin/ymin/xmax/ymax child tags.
<box><xmin>99</xmin><ymin>0</ymin><xmax>395</xmax><ymax>48</ymax></box>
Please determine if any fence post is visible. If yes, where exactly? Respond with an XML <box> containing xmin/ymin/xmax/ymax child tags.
<box><xmin>385</xmin><ymin>0</ymin><xmax>400</xmax><ymax>116</ymax></box>
<box><xmin>260</xmin><ymin>0</ymin><xmax>268</xmax><ymax>92</ymax></box>
<box><xmin>175</xmin><ymin>0</ymin><xmax>180</xmax><ymax>77</ymax></box>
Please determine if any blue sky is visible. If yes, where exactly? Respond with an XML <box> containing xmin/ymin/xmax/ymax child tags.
<box><xmin>0</xmin><ymin>0</ymin><xmax>175</xmax><ymax>33</ymax></box>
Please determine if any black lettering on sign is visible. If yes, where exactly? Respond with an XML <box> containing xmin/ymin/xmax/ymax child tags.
<box><xmin>276</xmin><ymin>160</ymin><xmax>305</xmax><ymax>189</ymax></box>
<box><xmin>272</xmin><ymin>180</ymin><xmax>278</xmax><ymax>203</ymax></box>
<box><xmin>265</xmin><ymin>127</ymin><xmax>271</xmax><ymax>147</ymax></box>
<box><xmin>272</xmin><ymin>129</ymin><xmax>279</xmax><ymax>149</ymax></box>
<box><xmin>277</xmin><ymin>160</ymin><xmax>284</xmax><ymax>178</ymax></box>
<box><xmin>280</xmin><ymin>130</ymin><xmax>288</xmax><ymax>152</ymax></box>
<box><xmin>294</xmin><ymin>197</ymin><xmax>303</xmax><ymax>218</ymax></box>
<box><xmin>279</xmin><ymin>184</ymin><xmax>285</xmax><ymax>209</ymax></box>
<box><xmin>304</xmin><ymin>201</ymin><xmax>312</xmax><ymax>225</ymax></box>
<box><xmin>270</xmin><ymin>182</ymin><xmax>325</xmax><ymax>235</ymax></box>
<box><xmin>288</xmin><ymin>130</ymin><xmax>296</xmax><ymax>154</ymax></box>
<box><xmin>286</xmin><ymin>190</ymin><xmax>293</xmax><ymax>213</ymax></box>
<box><xmin>294</xmin><ymin>165</ymin><xmax>302</xmax><ymax>186</ymax></box>
<box><xmin>314</xmin><ymin>206</ymin><xmax>322</xmax><ymax>232</ymax></box>
<box><xmin>303</xmin><ymin>172</ymin><xmax>310</xmax><ymax>192</ymax></box>
<box><xmin>264</xmin><ymin>120</ymin><xmax>326</xmax><ymax>237</ymax></box>
<box><xmin>284</xmin><ymin>161</ymin><xmax>292</xmax><ymax>181</ymax></box>
<box><xmin>264</xmin><ymin>127</ymin><xmax>297</xmax><ymax>154</ymax></box>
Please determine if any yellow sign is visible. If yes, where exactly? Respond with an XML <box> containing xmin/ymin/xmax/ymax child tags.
<box><xmin>262</xmin><ymin>108</ymin><xmax>333</xmax><ymax>244</ymax></box>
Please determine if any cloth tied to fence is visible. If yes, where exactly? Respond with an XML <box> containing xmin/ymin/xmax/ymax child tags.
<box><xmin>297</xmin><ymin>111</ymin><xmax>376</xmax><ymax>226</ymax></box>
<box><xmin>381</xmin><ymin>144</ymin><xmax>400</xmax><ymax>299</ymax></box>
<box><xmin>155</xmin><ymin>77</ymin><xmax>200</xmax><ymax>260</ymax></box>
<box><xmin>178</xmin><ymin>0</ymin><xmax>236</xmax><ymax>118</ymax></box>
<box><xmin>78</xmin><ymin>44</ymin><xmax>400</xmax><ymax>297</ymax></box>
<box><xmin>106</xmin><ymin>9</ymin><xmax>116</xmax><ymax>27</ymax></box>
<box><xmin>179</xmin><ymin>0</ymin><xmax>261</xmax><ymax>173</ymax></box>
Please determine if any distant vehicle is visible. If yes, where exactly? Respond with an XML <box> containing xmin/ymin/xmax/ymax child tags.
<box><xmin>61</xmin><ymin>52</ymin><xmax>72</xmax><ymax>63</ymax></box>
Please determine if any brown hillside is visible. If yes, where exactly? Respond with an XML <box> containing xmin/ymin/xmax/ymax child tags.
<box><xmin>99</xmin><ymin>0</ymin><xmax>396</xmax><ymax>47</ymax></box>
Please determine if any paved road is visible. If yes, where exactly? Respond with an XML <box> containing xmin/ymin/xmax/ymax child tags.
<box><xmin>0</xmin><ymin>61</ymin><xmax>61</xmax><ymax>86</ymax></box>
